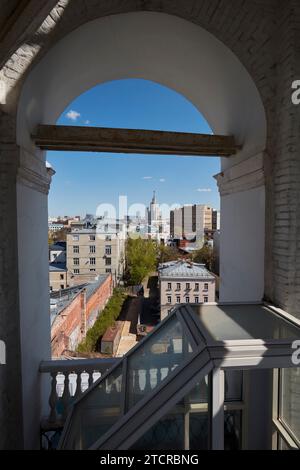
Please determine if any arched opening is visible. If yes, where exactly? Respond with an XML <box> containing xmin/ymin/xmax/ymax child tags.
<box><xmin>15</xmin><ymin>11</ymin><xmax>267</xmax><ymax>448</ymax></box>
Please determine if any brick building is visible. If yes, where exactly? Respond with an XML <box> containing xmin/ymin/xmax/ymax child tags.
<box><xmin>51</xmin><ymin>274</ymin><xmax>113</xmax><ymax>357</ymax></box>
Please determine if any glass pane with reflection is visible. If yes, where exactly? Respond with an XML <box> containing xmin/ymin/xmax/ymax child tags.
<box><xmin>280</xmin><ymin>368</ymin><xmax>300</xmax><ymax>442</ymax></box>
<box><xmin>131</xmin><ymin>376</ymin><xmax>209</xmax><ymax>450</ymax></box>
<box><xmin>127</xmin><ymin>315</ymin><xmax>193</xmax><ymax>410</ymax></box>
<box><xmin>61</xmin><ymin>364</ymin><xmax>123</xmax><ymax>449</ymax></box>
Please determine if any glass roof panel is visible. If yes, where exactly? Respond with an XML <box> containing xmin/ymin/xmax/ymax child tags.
<box><xmin>191</xmin><ymin>304</ymin><xmax>300</xmax><ymax>342</ymax></box>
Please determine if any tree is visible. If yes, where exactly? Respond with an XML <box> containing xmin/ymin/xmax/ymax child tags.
<box><xmin>126</xmin><ymin>238</ymin><xmax>158</xmax><ymax>285</ymax></box>
<box><xmin>192</xmin><ymin>244</ymin><xmax>214</xmax><ymax>271</ymax></box>
<box><xmin>159</xmin><ymin>245</ymin><xmax>181</xmax><ymax>264</ymax></box>
<box><xmin>49</xmin><ymin>228</ymin><xmax>68</xmax><ymax>244</ymax></box>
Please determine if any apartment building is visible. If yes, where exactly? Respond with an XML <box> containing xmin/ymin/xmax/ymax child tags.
<box><xmin>170</xmin><ymin>205</ymin><xmax>213</xmax><ymax>246</ymax></box>
<box><xmin>170</xmin><ymin>207</ymin><xmax>182</xmax><ymax>239</ymax></box>
<box><xmin>49</xmin><ymin>264</ymin><xmax>68</xmax><ymax>292</ymax></box>
<box><xmin>159</xmin><ymin>260</ymin><xmax>216</xmax><ymax>319</ymax></box>
<box><xmin>66</xmin><ymin>219</ymin><xmax>126</xmax><ymax>286</ymax></box>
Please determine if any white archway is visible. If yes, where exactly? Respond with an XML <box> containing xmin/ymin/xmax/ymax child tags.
<box><xmin>17</xmin><ymin>12</ymin><xmax>266</xmax><ymax>169</ymax></box>
<box><xmin>16</xmin><ymin>12</ymin><xmax>267</xmax><ymax>447</ymax></box>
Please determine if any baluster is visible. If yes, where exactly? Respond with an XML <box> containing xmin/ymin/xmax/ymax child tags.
<box><xmin>62</xmin><ymin>372</ymin><xmax>70</xmax><ymax>421</ymax></box>
<box><xmin>49</xmin><ymin>372</ymin><xmax>58</xmax><ymax>423</ymax></box>
<box><xmin>158</xmin><ymin>368</ymin><xmax>163</xmax><ymax>386</ymax></box>
<box><xmin>88</xmin><ymin>371</ymin><xmax>93</xmax><ymax>389</ymax></box>
<box><xmin>145</xmin><ymin>368</ymin><xmax>151</xmax><ymax>392</ymax></box>
<box><xmin>153</xmin><ymin>368</ymin><xmax>158</xmax><ymax>389</ymax></box>
<box><xmin>133</xmin><ymin>369</ymin><xmax>140</xmax><ymax>394</ymax></box>
<box><xmin>74</xmin><ymin>372</ymin><xmax>82</xmax><ymax>401</ymax></box>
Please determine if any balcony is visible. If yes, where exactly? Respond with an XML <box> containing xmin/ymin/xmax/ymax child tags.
<box><xmin>40</xmin><ymin>303</ymin><xmax>300</xmax><ymax>450</ymax></box>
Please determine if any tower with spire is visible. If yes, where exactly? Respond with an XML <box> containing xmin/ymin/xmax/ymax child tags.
<box><xmin>148</xmin><ymin>191</ymin><xmax>160</xmax><ymax>226</ymax></box>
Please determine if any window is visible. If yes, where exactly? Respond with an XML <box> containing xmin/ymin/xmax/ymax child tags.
<box><xmin>50</xmin><ymin>286</ymin><xmax>53</xmax><ymax>292</ymax></box>
<box><xmin>186</xmin><ymin>283</ymin><xmax>190</xmax><ymax>290</ymax></box>
<box><xmin>176</xmin><ymin>283</ymin><xmax>181</xmax><ymax>291</ymax></box>
<box><xmin>167</xmin><ymin>296</ymin><xmax>172</xmax><ymax>304</ymax></box>
<box><xmin>204</xmin><ymin>296</ymin><xmax>209</xmax><ymax>303</ymax></box>
<box><xmin>195</xmin><ymin>283</ymin><xmax>199</xmax><ymax>291</ymax></box>
<box><xmin>105</xmin><ymin>235</ymin><xmax>112</xmax><ymax>241</ymax></box>
<box><xmin>105</xmin><ymin>245</ymin><xmax>112</xmax><ymax>255</ymax></box>
<box><xmin>90</xmin><ymin>258</ymin><xmax>96</xmax><ymax>265</ymax></box>
<box><xmin>90</xmin><ymin>245</ymin><xmax>96</xmax><ymax>254</ymax></box>
<box><xmin>176</xmin><ymin>296</ymin><xmax>181</xmax><ymax>304</ymax></box>
<box><xmin>73</xmin><ymin>246</ymin><xmax>79</xmax><ymax>254</ymax></box>
<box><xmin>195</xmin><ymin>297</ymin><xmax>199</xmax><ymax>304</ymax></box>
<box><xmin>73</xmin><ymin>258</ymin><xmax>79</xmax><ymax>265</ymax></box>
<box><xmin>167</xmin><ymin>282</ymin><xmax>172</xmax><ymax>290</ymax></box>
<box><xmin>90</xmin><ymin>269</ymin><xmax>96</xmax><ymax>272</ymax></box>
<box><xmin>60</xmin><ymin>274</ymin><xmax>64</xmax><ymax>280</ymax></box>
<box><xmin>89</xmin><ymin>235</ymin><xmax>96</xmax><ymax>241</ymax></box>
<box><xmin>105</xmin><ymin>258</ymin><xmax>112</xmax><ymax>266</ymax></box>
<box><xmin>72</xmin><ymin>235</ymin><xmax>79</xmax><ymax>241</ymax></box>
<box><xmin>60</xmin><ymin>285</ymin><xmax>64</xmax><ymax>290</ymax></box>
<box><xmin>106</xmin><ymin>268</ymin><xmax>112</xmax><ymax>273</ymax></box>
<box><xmin>186</xmin><ymin>297</ymin><xmax>190</xmax><ymax>304</ymax></box>
<box><xmin>74</xmin><ymin>269</ymin><xmax>79</xmax><ymax>274</ymax></box>
<box><xmin>204</xmin><ymin>283</ymin><xmax>209</xmax><ymax>292</ymax></box>
<box><xmin>279</xmin><ymin>368</ymin><xmax>300</xmax><ymax>443</ymax></box>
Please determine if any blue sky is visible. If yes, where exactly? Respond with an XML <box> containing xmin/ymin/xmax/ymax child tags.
<box><xmin>47</xmin><ymin>79</ymin><xmax>220</xmax><ymax>217</ymax></box>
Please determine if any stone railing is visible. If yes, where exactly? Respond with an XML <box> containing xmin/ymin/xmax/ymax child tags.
<box><xmin>40</xmin><ymin>358</ymin><xmax>119</xmax><ymax>427</ymax></box>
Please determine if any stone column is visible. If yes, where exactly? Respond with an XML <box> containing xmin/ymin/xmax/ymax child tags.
<box><xmin>16</xmin><ymin>145</ymin><xmax>53</xmax><ymax>449</ymax></box>
<box><xmin>0</xmin><ymin>139</ymin><xmax>24</xmax><ymax>449</ymax></box>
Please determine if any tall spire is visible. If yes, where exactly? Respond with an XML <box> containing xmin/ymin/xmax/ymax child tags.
<box><xmin>152</xmin><ymin>190</ymin><xmax>157</xmax><ymax>204</ymax></box>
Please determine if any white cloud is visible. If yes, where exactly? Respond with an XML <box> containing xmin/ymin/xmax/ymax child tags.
<box><xmin>196</xmin><ymin>188</ymin><xmax>212</xmax><ymax>193</ymax></box>
<box><xmin>159</xmin><ymin>178</ymin><xmax>166</xmax><ymax>183</ymax></box>
<box><xmin>66</xmin><ymin>110</ymin><xmax>81</xmax><ymax>121</ymax></box>
<box><xmin>142</xmin><ymin>176</ymin><xmax>153</xmax><ymax>180</ymax></box>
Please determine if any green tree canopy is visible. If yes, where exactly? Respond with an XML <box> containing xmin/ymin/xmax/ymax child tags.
<box><xmin>159</xmin><ymin>245</ymin><xmax>181</xmax><ymax>264</ymax></box>
<box><xmin>126</xmin><ymin>238</ymin><xmax>158</xmax><ymax>285</ymax></box>
<box><xmin>191</xmin><ymin>244</ymin><xmax>214</xmax><ymax>270</ymax></box>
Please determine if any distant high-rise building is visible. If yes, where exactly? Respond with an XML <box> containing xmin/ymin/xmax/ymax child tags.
<box><xmin>170</xmin><ymin>208</ymin><xmax>182</xmax><ymax>239</ymax></box>
<box><xmin>146</xmin><ymin>192</ymin><xmax>170</xmax><ymax>243</ymax></box>
<box><xmin>147</xmin><ymin>191</ymin><xmax>161</xmax><ymax>226</ymax></box>
<box><xmin>170</xmin><ymin>204</ymin><xmax>213</xmax><ymax>246</ymax></box>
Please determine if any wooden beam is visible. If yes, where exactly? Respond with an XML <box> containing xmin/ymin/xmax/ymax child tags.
<box><xmin>32</xmin><ymin>125</ymin><xmax>240</xmax><ymax>157</ymax></box>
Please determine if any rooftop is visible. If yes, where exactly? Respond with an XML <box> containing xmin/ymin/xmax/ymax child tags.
<box><xmin>49</xmin><ymin>263</ymin><xmax>67</xmax><ymax>272</ymax></box>
<box><xmin>49</xmin><ymin>242</ymin><xmax>66</xmax><ymax>251</ymax></box>
<box><xmin>159</xmin><ymin>260</ymin><xmax>215</xmax><ymax>279</ymax></box>
<box><xmin>50</xmin><ymin>275</ymin><xmax>109</xmax><ymax>325</ymax></box>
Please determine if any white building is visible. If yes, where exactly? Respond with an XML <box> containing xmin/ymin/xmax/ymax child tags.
<box><xmin>158</xmin><ymin>260</ymin><xmax>216</xmax><ymax>320</ymax></box>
